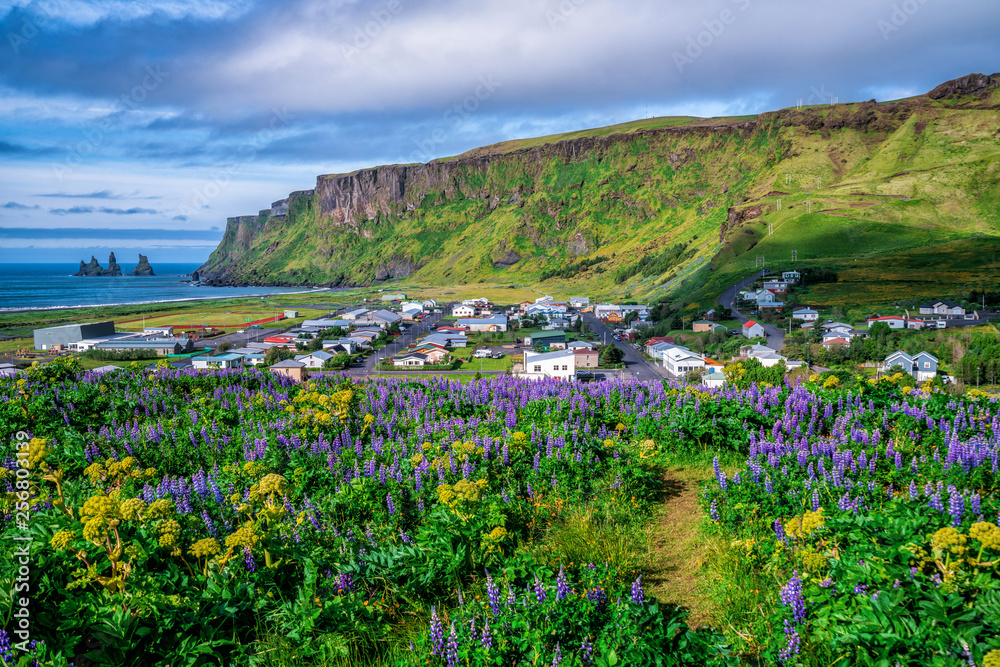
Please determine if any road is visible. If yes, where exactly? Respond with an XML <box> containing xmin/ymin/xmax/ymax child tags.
<box><xmin>580</xmin><ymin>312</ymin><xmax>668</xmax><ymax>382</ymax></box>
<box><xmin>719</xmin><ymin>273</ymin><xmax>786</xmax><ymax>352</ymax></box>
<box><xmin>348</xmin><ymin>312</ymin><xmax>443</xmax><ymax>374</ymax></box>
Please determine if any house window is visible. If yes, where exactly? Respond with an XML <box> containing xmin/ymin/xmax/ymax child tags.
<box><xmin>923</xmin><ymin>362</ymin><xmax>930</xmax><ymax>368</ymax></box>
<box><xmin>533</xmin><ymin>365</ymin><xmax>542</xmax><ymax>373</ymax></box>
<box><xmin>562</xmin><ymin>365</ymin><xmax>568</xmax><ymax>371</ymax></box>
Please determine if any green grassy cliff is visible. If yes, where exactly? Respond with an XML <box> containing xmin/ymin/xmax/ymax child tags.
<box><xmin>198</xmin><ymin>73</ymin><xmax>1000</xmax><ymax>310</ymax></box>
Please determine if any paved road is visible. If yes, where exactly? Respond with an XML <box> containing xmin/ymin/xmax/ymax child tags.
<box><xmin>719</xmin><ymin>273</ymin><xmax>786</xmax><ymax>352</ymax></box>
<box><xmin>203</xmin><ymin>327</ymin><xmax>284</xmax><ymax>349</ymax></box>
<box><xmin>581</xmin><ymin>313</ymin><xmax>668</xmax><ymax>383</ymax></box>
<box><xmin>348</xmin><ymin>313</ymin><xmax>443</xmax><ymax>374</ymax></box>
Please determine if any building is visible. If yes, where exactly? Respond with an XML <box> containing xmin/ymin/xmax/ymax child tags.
<box><xmin>662</xmin><ymin>347</ymin><xmax>706</xmax><ymax>377</ymax></box>
<box><xmin>294</xmin><ymin>350</ymin><xmax>336</xmax><ymax>368</ymax></box>
<box><xmin>567</xmin><ymin>340</ymin><xmax>594</xmax><ymax>350</ymax></box>
<box><xmin>792</xmin><ymin>308</ymin><xmax>819</xmax><ymax>322</ymax></box>
<box><xmin>743</xmin><ymin>320</ymin><xmax>766</xmax><ymax>339</ymax></box>
<box><xmin>525</xmin><ymin>330</ymin><xmax>566</xmax><ymax>350</ymax></box>
<box><xmin>692</xmin><ymin>320</ymin><xmax>715</xmax><ymax>333</ymax></box>
<box><xmin>322</xmin><ymin>338</ymin><xmax>358</xmax><ymax>354</ymax></box>
<box><xmin>867</xmin><ymin>315</ymin><xmax>923</xmax><ymax>330</ymax></box>
<box><xmin>782</xmin><ymin>271</ymin><xmax>801</xmax><ymax>283</ymax></box>
<box><xmin>762</xmin><ymin>280</ymin><xmax>790</xmax><ymax>294</ymax></box>
<box><xmin>192</xmin><ymin>353</ymin><xmax>246</xmax><ymax>370</ymax></box>
<box><xmin>457</xmin><ymin>316</ymin><xmax>508</xmax><ymax>333</ymax></box>
<box><xmin>822</xmin><ymin>337</ymin><xmax>851</xmax><ymax>351</ymax></box>
<box><xmin>919</xmin><ymin>300</ymin><xmax>966</xmax><ymax>316</ymax></box>
<box><xmin>94</xmin><ymin>337</ymin><xmax>194</xmax><ymax>355</ymax></box>
<box><xmin>364</xmin><ymin>310</ymin><xmax>403</xmax><ymax>328</ymax></box>
<box><xmin>394</xmin><ymin>352</ymin><xmax>428</xmax><ymax>367</ymax></box>
<box><xmin>885</xmin><ymin>350</ymin><xmax>938</xmax><ymax>382</ymax></box>
<box><xmin>284</xmin><ymin>310</ymin><xmax>299</xmax><ymax>318</ymax></box>
<box><xmin>34</xmin><ymin>321</ymin><xmax>116</xmax><ymax>350</ymax></box>
<box><xmin>269</xmin><ymin>359</ymin><xmax>307</xmax><ymax>381</ymax></box>
<box><xmin>301</xmin><ymin>319</ymin><xmax>350</xmax><ymax>329</ymax></box>
<box><xmin>453</xmin><ymin>305</ymin><xmax>476</xmax><ymax>318</ymax></box>
<box><xmin>342</xmin><ymin>308</ymin><xmax>370</xmax><ymax>321</ymax></box>
<box><xmin>573</xmin><ymin>347</ymin><xmax>599</xmax><ymax>368</ymax></box>
<box><xmin>143</xmin><ymin>326</ymin><xmax>174</xmax><ymax>336</ymax></box>
<box><xmin>570</xmin><ymin>297</ymin><xmax>590</xmax><ymax>308</ymax></box>
<box><xmin>422</xmin><ymin>299</ymin><xmax>438</xmax><ymax>309</ymax></box>
<box><xmin>521</xmin><ymin>349</ymin><xmax>576</xmax><ymax>380</ymax></box>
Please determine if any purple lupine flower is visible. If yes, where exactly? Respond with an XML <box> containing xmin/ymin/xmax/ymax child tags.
<box><xmin>581</xmin><ymin>636</ymin><xmax>594</xmax><ymax>666</ymax></box>
<box><xmin>949</xmin><ymin>490</ymin><xmax>964</xmax><ymax>526</ymax></box>
<box><xmin>551</xmin><ymin>642</ymin><xmax>562</xmax><ymax>666</ymax></box>
<box><xmin>775</xmin><ymin>518</ymin><xmax>787</xmax><ymax>544</ymax></box>
<box><xmin>812</xmin><ymin>489</ymin><xmax>820</xmax><ymax>512</ymax></box>
<box><xmin>710</xmin><ymin>499</ymin><xmax>720</xmax><ymax>521</ymax></box>
<box><xmin>556</xmin><ymin>566</ymin><xmax>571</xmax><ymax>600</ymax></box>
<box><xmin>630</xmin><ymin>575</ymin><xmax>644</xmax><ymax>605</ymax></box>
<box><xmin>778</xmin><ymin>619</ymin><xmax>801</xmax><ymax>664</ymax></box>
<box><xmin>386</xmin><ymin>493</ymin><xmax>396</xmax><ymax>516</ymax></box>
<box><xmin>487</xmin><ymin>574</ymin><xmax>502</xmax><ymax>616</ymax></box>
<box><xmin>909</xmin><ymin>480</ymin><xmax>918</xmax><ymax>501</ymax></box>
<box><xmin>429</xmin><ymin>607</ymin><xmax>445</xmax><ymax>656</ymax></box>
<box><xmin>243</xmin><ymin>547</ymin><xmax>256</xmax><ymax>573</ymax></box>
<box><xmin>480</xmin><ymin>616</ymin><xmax>494</xmax><ymax>649</ymax></box>
<box><xmin>714</xmin><ymin>456</ymin><xmax>728</xmax><ymax>491</ymax></box>
<box><xmin>445</xmin><ymin>623</ymin><xmax>460</xmax><ymax>667</ymax></box>
<box><xmin>533</xmin><ymin>575</ymin><xmax>547</xmax><ymax>603</ymax></box>
<box><xmin>853</xmin><ymin>583</ymin><xmax>867</xmax><ymax>595</ymax></box>
<box><xmin>780</xmin><ymin>571</ymin><xmax>806</xmax><ymax>624</ymax></box>
<box><xmin>765</xmin><ymin>476</ymin><xmax>774</xmax><ymax>494</ymax></box>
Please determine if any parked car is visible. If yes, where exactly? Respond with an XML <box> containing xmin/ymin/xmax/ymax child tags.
<box><xmin>491</xmin><ymin>352</ymin><xmax>503</xmax><ymax>359</ymax></box>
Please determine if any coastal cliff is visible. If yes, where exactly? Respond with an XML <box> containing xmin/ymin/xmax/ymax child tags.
<box><xmin>131</xmin><ymin>254</ymin><xmax>155</xmax><ymax>276</ymax></box>
<box><xmin>75</xmin><ymin>252</ymin><xmax>122</xmax><ymax>277</ymax></box>
<box><xmin>197</xmin><ymin>74</ymin><xmax>1000</xmax><ymax>301</ymax></box>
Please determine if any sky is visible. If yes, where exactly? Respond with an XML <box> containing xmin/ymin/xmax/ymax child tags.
<box><xmin>1</xmin><ymin>0</ymin><xmax>998</xmax><ymax>264</ymax></box>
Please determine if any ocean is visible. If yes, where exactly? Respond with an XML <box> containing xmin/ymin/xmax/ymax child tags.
<box><xmin>0</xmin><ymin>263</ymin><xmax>318</xmax><ymax>311</ymax></box>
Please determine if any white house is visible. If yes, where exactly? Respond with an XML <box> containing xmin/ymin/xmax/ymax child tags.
<box><xmin>570</xmin><ymin>297</ymin><xmax>590</xmax><ymax>308</ymax></box>
<box><xmin>143</xmin><ymin>326</ymin><xmax>174</xmax><ymax>336</ymax></box>
<box><xmin>192</xmin><ymin>353</ymin><xmax>246</xmax><ymax>370</ymax></box>
<box><xmin>294</xmin><ymin>350</ymin><xmax>336</xmax><ymax>368</ymax></box>
<box><xmin>867</xmin><ymin>315</ymin><xmax>923</xmax><ymax>330</ymax></box>
<box><xmin>394</xmin><ymin>353</ymin><xmax>428</xmax><ymax>367</ymax></box>
<box><xmin>662</xmin><ymin>347</ymin><xmax>706</xmax><ymax>377</ymax></box>
<box><xmin>520</xmin><ymin>349</ymin><xmax>576</xmax><ymax>381</ymax></box>
<box><xmin>593</xmin><ymin>304</ymin><xmax>621</xmax><ymax>320</ymax></box>
<box><xmin>755</xmin><ymin>290</ymin><xmax>777</xmax><ymax>303</ymax></box>
<box><xmin>782</xmin><ymin>271</ymin><xmax>801</xmax><ymax>283</ymax></box>
<box><xmin>792</xmin><ymin>308</ymin><xmax>819</xmax><ymax>321</ymax></box>
<box><xmin>567</xmin><ymin>340</ymin><xmax>595</xmax><ymax>350</ymax></box>
<box><xmin>919</xmin><ymin>300</ymin><xmax>965</xmax><ymax>316</ymax></box>
<box><xmin>743</xmin><ymin>320</ymin><xmax>766</xmax><ymax>339</ymax></box>
<box><xmin>422</xmin><ymin>299</ymin><xmax>438</xmax><ymax>309</ymax></box>
<box><xmin>453</xmin><ymin>305</ymin><xmax>476</xmax><ymax>318</ymax></box>
<box><xmin>457</xmin><ymin>316</ymin><xmax>508</xmax><ymax>333</ymax></box>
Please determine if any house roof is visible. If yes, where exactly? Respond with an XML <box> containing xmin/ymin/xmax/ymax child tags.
<box><xmin>270</xmin><ymin>359</ymin><xmax>305</xmax><ymax>368</ymax></box>
<box><xmin>524</xmin><ymin>349</ymin><xmax>575</xmax><ymax>363</ymax></box>
<box><xmin>664</xmin><ymin>347</ymin><xmax>703</xmax><ymax>362</ymax></box>
<box><xmin>793</xmin><ymin>308</ymin><xmax>818</xmax><ymax>314</ymax></box>
<box><xmin>295</xmin><ymin>350</ymin><xmax>334</xmax><ymax>361</ymax></box>
<box><xmin>567</xmin><ymin>341</ymin><xmax>594</xmax><ymax>349</ymax></box>
<box><xmin>922</xmin><ymin>300</ymin><xmax>961</xmax><ymax>308</ymax></box>
<box><xmin>744</xmin><ymin>320</ymin><xmax>760</xmax><ymax>328</ymax></box>
<box><xmin>457</xmin><ymin>316</ymin><xmax>508</xmax><ymax>325</ymax></box>
<box><xmin>693</xmin><ymin>320</ymin><xmax>712</xmax><ymax>325</ymax></box>
<box><xmin>529</xmin><ymin>330</ymin><xmax>566</xmax><ymax>340</ymax></box>
<box><xmin>573</xmin><ymin>347</ymin><xmax>598</xmax><ymax>355</ymax></box>
<box><xmin>396</xmin><ymin>353</ymin><xmax>428</xmax><ymax>361</ymax></box>
<box><xmin>824</xmin><ymin>337</ymin><xmax>850</xmax><ymax>346</ymax></box>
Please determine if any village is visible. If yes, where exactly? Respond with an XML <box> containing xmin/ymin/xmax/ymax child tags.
<box><xmin>18</xmin><ymin>268</ymin><xmax>997</xmax><ymax>388</ymax></box>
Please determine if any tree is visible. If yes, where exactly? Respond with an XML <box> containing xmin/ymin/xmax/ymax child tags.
<box><xmin>264</xmin><ymin>346</ymin><xmax>292</xmax><ymax>365</ymax></box>
<box><xmin>217</xmin><ymin>341</ymin><xmax>233</xmax><ymax>353</ymax></box>
<box><xmin>389</xmin><ymin>322</ymin><xmax>401</xmax><ymax>334</ymax></box>
<box><xmin>597</xmin><ymin>344</ymin><xmax>624</xmax><ymax>367</ymax></box>
<box><xmin>323</xmin><ymin>352</ymin><xmax>351</xmax><ymax>370</ymax></box>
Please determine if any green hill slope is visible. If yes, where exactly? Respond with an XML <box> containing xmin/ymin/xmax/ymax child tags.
<box><xmin>198</xmin><ymin>73</ymin><xmax>1000</xmax><ymax>310</ymax></box>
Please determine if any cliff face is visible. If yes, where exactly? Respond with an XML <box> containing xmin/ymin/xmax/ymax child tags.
<box><xmin>198</xmin><ymin>74</ymin><xmax>1000</xmax><ymax>299</ymax></box>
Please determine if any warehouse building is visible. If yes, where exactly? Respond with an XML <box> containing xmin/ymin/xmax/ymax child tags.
<box><xmin>33</xmin><ymin>321</ymin><xmax>116</xmax><ymax>350</ymax></box>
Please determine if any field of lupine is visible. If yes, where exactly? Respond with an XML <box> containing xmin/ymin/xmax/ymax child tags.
<box><xmin>2</xmin><ymin>360</ymin><xmax>1000</xmax><ymax>666</ymax></box>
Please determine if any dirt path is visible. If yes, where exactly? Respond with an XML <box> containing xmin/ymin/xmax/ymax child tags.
<box><xmin>644</xmin><ymin>464</ymin><xmax>716</xmax><ymax>627</ymax></box>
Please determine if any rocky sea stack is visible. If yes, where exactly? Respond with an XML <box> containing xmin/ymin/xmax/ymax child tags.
<box><xmin>74</xmin><ymin>252</ymin><xmax>122</xmax><ymax>276</ymax></box>
<box><xmin>131</xmin><ymin>254</ymin><xmax>155</xmax><ymax>276</ymax></box>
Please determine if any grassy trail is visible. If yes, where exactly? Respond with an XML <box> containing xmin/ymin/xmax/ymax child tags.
<box><xmin>644</xmin><ymin>463</ymin><xmax>716</xmax><ymax>627</ymax></box>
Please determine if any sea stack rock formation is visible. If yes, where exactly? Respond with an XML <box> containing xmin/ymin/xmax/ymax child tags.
<box><xmin>74</xmin><ymin>253</ymin><xmax>123</xmax><ymax>276</ymax></box>
<box><xmin>131</xmin><ymin>254</ymin><xmax>155</xmax><ymax>276</ymax></box>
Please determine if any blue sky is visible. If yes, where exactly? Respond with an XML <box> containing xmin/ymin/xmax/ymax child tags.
<box><xmin>1</xmin><ymin>0</ymin><xmax>998</xmax><ymax>264</ymax></box>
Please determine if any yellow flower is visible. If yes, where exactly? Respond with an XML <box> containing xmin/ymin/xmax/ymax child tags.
<box><xmin>970</xmin><ymin>522</ymin><xmax>1000</xmax><ymax>550</ymax></box>
<box><xmin>785</xmin><ymin>509</ymin><xmax>825</xmax><ymax>539</ymax></box>
<box><xmin>121</xmin><ymin>498</ymin><xmax>146</xmax><ymax>521</ymax></box>
<box><xmin>147</xmin><ymin>498</ymin><xmax>175</xmax><ymax>519</ymax></box>
<box><xmin>985</xmin><ymin>649</ymin><xmax>1000</xmax><ymax>667</ymax></box>
<box><xmin>225</xmin><ymin>521</ymin><xmax>261</xmax><ymax>550</ymax></box>
<box><xmin>50</xmin><ymin>530</ymin><xmax>75</xmax><ymax>550</ymax></box>
<box><xmin>258</xmin><ymin>473</ymin><xmax>287</xmax><ymax>496</ymax></box>
<box><xmin>189</xmin><ymin>537</ymin><xmax>221</xmax><ymax>559</ymax></box>
<box><xmin>26</xmin><ymin>438</ymin><xmax>50</xmax><ymax>470</ymax></box>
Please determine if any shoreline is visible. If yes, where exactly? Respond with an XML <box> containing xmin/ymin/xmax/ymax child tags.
<box><xmin>0</xmin><ymin>287</ymin><xmax>341</xmax><ymax>315</ymax></box>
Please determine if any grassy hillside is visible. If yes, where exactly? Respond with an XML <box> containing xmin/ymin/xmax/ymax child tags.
<box><xmin>199</xmin><ymin>75</ymin><xmax>1000</xmax><ymax>313</ymax></box>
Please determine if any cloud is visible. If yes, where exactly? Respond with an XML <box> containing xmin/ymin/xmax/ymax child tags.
<box><xmin>173</xmin><ymin>215</ymin><xmax>188</xmax><ymax>221</ymax></box>
<box><xmin>49</xmin><ymin>206</ymin><xmax>95</xmax><ymax>215</ymax></box>
<box><xmin>37</xmin><ymin>189</ymin><xmax>117</xmax><ymax>199</ymax></box>
<box><xmin>0</xmin><ymin>227</ymin><xmax>223</xmax><ymax>240</ymax></box>
<box><xmin>97</xmin><ymin>207</ymin><xmax>160</xmax><ymax>215</ymax></box>
<box><xmin>3</xmin><ymin>201</ymin><xmax>39</xmax><ymax>209</ymax></box>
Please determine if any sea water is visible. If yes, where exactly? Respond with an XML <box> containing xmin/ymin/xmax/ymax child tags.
<box><xmin>0</xmin><ymin>264</ymin><xmax>318</xmax><ymax>311</ymax></box>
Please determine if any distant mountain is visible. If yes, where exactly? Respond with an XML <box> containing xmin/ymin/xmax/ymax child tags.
<box><xmin>198</xmin><ymin>73</ymin><xmax>1000</xmax><ymax>308</ymax></box>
